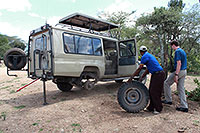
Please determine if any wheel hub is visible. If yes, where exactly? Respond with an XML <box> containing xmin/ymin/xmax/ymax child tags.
<box><xmin>125</xmin><ymin>87</ymin><xmax>142</xmax><ymax>105</ymax></box>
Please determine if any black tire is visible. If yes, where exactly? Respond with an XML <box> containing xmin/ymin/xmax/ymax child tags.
<box><xmin>117</xmin><ymin>81</ymin><xmax>149</xmax><ymax>113</ymax></box>
<box><xmin>3</xmin><ymin>48</ymin><xmax>27</xmax><ymax>70</ymax></box>
<box><xmin>115</xmin><ymin>79</ymin><xmax>123</xmax><ymax>83</ymax></box>
<box><xmin>57</xmin><ymin>82</ymin><xmax>73</xmax><ymax>92</ymax></box>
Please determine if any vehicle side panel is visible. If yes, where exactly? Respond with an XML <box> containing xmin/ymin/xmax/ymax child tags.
<box><xmin>52</xmin><ymin>29</ymin><xmax>105</xmax><ymax>77</ymax></box>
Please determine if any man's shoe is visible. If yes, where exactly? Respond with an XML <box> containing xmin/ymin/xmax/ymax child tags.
<box><xmin>153</xmin><ymin>110</ymin><xmax>160</xmax><ymax>115</ymax></box>
<box><xmin>162</xmin><ymin>100</ymin><xmax>172</xmax><ymax>105</ymax></box>
<box><xmin>176</xmin><ymin>107</ymin><xmax>188</xmax><ymax>112</ymax></box>
<box><xmin>144</xmin><ymin>108</ymin><xmax>153</xmax><ymax>112</ymax></box>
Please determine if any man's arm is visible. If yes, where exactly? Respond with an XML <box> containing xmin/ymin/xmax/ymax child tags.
<box><xmin>128</xmin><ymin>64</ymin><xmax>144</xmax><ymax>82</ymax></box>
<box><xmin>174</xmin><ymin>60</ymin><xmax>181</xmax><ymax>83</ymax></box>
<box><xmin>138</xmin><ymin>68</ymin><xmax>149</xmax><ymax>82</ymax></box>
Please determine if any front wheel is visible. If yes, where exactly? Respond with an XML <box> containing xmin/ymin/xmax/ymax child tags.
<box><xmin>57</xmin><ymin>82</ymin><xmax>73</xmax><ymax>92</ymax></box>
<box><xmin>117</xmin><ymin>81</ymin><xmax>149</xmax><ymax>113</ymax></box>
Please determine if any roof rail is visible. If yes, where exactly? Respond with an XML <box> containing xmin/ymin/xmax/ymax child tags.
<box><xmin>59</xmin><ymin>13</ymin><xmax>119</xmax><ymax>32</ymax></box>
<box><xmin>55</xmin><ymin>23</ymin><xmax>115</xmax><ymax>38</ymax></box>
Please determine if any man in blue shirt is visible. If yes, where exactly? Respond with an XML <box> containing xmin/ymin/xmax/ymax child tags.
<box><xmin>128</xmin><ymin>46</ymin><xmax>165</xmax><ymax>114</ymax></box>
<box><xmin>162</xmin><ymin>41</ymin><xmax>188</xmax><ymax>112</ymax></box>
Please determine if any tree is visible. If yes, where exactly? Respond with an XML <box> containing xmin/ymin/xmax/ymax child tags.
<box><xmin>0</xmin><ymin>34</ymin><xmax>26</xmax><ymax>59</ymax></box>
<box><xmin>98</xmin><ymin>11</ymin><xmax>136</xmax><ymax>40</ymax></box>
<box><xmin>168</xmin><ymin>0</ymin><xmax>185</xmax><ymax>10</ymax></box>
<box><xmin>180</xmin><ymin>4</ymin><xmax>200</xmax><ymax>74</ymax></box>
<box><xmin>0</xmin><ymin>35</ymin><xmax>10</xmax><ymax>59</ymax></box>
<box><xmin>136</xmin><ymin>6</ymin><xmax>183</xmax><ymax>73</ymax></box>
<box><xmin>7</xmin><ymin>36</ymin><xmax>26</xmax><ymax>50</ymax></box>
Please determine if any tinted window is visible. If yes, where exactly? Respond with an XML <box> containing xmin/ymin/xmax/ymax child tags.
<box><xmin>93</xmin><ymin>38</ymin><xmax>102</xmax><ymax>56</ymax></box>
<box><xmin>119</xmin><ymin>41</ymin><xmax>136</xmax><ymax>57</ymax></box>
<box><xmin>63</xmin><ymin>34</ymin><xmax>75</xmax><ymax>53</ymax></box>
<box><xmin>63</xmin><ymin>33</ymin><xmax>102</xmax><ymax>56</ymax></box>
<box><xmin>75</xmin><ymin>36</ymin><xmax>93</xmax><ymax>54</ymax></box>
<box><xmin>35</xmin><ymin>35</ymin><xmax>47</xmax><ymax>50</ymax></box>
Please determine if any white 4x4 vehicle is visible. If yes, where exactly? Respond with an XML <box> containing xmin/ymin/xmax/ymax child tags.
<box><xmin>4</xmin><ymin>13</ymin><xmax>148</xmax><ymax>112</ymax></box>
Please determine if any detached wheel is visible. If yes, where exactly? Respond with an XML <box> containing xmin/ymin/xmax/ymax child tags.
<box><xmin>57</xmin><ymin>82</ymin><xmax>73</xmax><ymax>92</ymax></box>
<box><xmin>3</xmin><ymin>48</ymin><xmax>27</xmax><ymax>70</ymax></box>
<box><xmin>117</xmin><ymin>81</ymin><xmax>149</xmax><ymax>113</ymax></box>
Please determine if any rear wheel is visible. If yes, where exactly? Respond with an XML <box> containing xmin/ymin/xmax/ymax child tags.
<box><xmin>84</xmin><ymin>80</ymin><xmax>95</xmax><ymax>90</ymax></box>
<box><xmin>57</xmin><ymin>82</ymin><xmax>73</xmax><ymax>92</ymax></box>
<box><xmin>117</xmin><ymin>81</ymin><xmax>149</xmax><ymax>113</ymax></box>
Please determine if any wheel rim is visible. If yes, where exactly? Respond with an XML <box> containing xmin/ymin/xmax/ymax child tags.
<box><xmin>124</xmin><ymin>87</ymin><xmax>142</xmax><ymax>106</ymax></box>
<box><xmin>84</xmin><ymin>81</ymin><xmax>95</xmax><ymax>90</ymax></box>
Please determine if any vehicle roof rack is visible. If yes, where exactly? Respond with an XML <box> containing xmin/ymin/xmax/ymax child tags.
<box><xmin>59</xmin><ymin>13</ymin><xmax>119</xmax><ymax>32</ymax></box>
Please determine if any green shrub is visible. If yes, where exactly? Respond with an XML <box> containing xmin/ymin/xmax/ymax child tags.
<box><xmin>187</xmin><ymin>54</ymin><xmax>200</xmax><ymax>75</ymax></box>
<box><xmin>186</xmin><ymin>78</ymin><xmax>200</xmax><ymax>101</ymax></box>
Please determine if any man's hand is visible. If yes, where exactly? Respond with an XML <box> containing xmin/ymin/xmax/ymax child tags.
<box><xmin>138</xmin><ymin>77</ymin><xmax>143</xmax><ymax>82</ymax></box>
<box><xmin>127</xmin><ymin>64</ymin><xmax>144</xmax><ymax>83</ymax></box>
<box><xmin>174</xmin><ymin>60</ymin><xmax>181</xmax><ymax>84</ymax></box>
<box><xmin>127</xmin><ymin>77</ymin><xmax>133</xmax><ymax>82</ymax></box>
<box><xmin>174</xmin><ymin>75</ymin><xmax>178</xmax><ymax>83</ymax></box>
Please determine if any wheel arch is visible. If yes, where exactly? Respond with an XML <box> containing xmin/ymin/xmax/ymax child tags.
<box><xmin>82</xmin><ymin>66</ymin><xmax>100</xmax><ymax>79</ymax></box>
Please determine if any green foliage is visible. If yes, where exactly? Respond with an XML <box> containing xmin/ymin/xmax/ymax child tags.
<box><xmin>192</xmin><ymin>120</ymin><xmax>199</xmax><ymax>126</ymax></box>
<box><xmin>0</xmin><ymin>34</ymin><xmax>26</xmax><ymax>59</ymax></box>
<box><xmin>0</xmin><ymin>35</ymin><xmax>10</xmax><ymax>59</ymax></box>
<box><xmin>14</xmin><ymin>105</ymin><xmax>26</xmax><ymax>109</ymax></box>
<box><xmin>32</xmin><ymin>123</ymin><xmax>39</xmax><ymax>126</ymax></box>
<box><xmin>0</xmin><ymin>112</ymin><xmax>6</xmax><ymax>121</ymax></box>
<box><xmin>168</xmin><ymin>0</ymin><xmax>185</xmax><ymax>10</ymax></box>
<box><xmin>98</xmin><ymin>11</ymin><xmax>136</xmax><ymax>40</ymax></box>
<box><xmin>186</xmin><ymin>78</ymin><xmax>200</xmax><ymax>101</ymax></box>
<box><xmin>135</xmin><ymin>1</ymin><xmax>200</xmax><ymax>74</ymax></box>
<box><xmin>136</xmin><ymin>4</ymin><xmax>184</xmax><ymax>70</ymax></box>
<box><xmin>71</xmin><ymin>123</ymin><xmax>81</xmax><ymax>132</ymax></box>
<box><xmin>187</xmin><ymin>53</ymin><xmax>200</xmax><ymax>75</ymax></box>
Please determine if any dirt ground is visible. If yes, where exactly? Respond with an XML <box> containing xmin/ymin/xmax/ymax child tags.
<box><xmin>0</xmin><ymin>66</ymin><xmax>200</xmax><ymax>133</ymax></box>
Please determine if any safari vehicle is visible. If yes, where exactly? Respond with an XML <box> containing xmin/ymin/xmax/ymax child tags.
<box><xmin>4</xmin><ymin>13</ymin><xmax>148</xmax><ymax>112</ymax></box>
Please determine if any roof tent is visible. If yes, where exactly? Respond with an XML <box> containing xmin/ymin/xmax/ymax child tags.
<box><xmin>59</xmin><ymin>13</ymin><xmax>119</xmax><ymax>31</ymax></box>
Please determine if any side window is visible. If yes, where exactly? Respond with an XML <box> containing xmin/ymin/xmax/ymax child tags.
<box><xmin>93</xmin><ymin>38</ymin><xmax>102</xmax><ymax>56</ymax></box>
<box><xmin>35</xmin><ymin>35</ymin><xmax>46</xmax><ymax>50</ymax></box>
<box><xmin>63</xmin><ymin>33</ymin><xmax>75</xmax><ymax>53</ymax></box>
<box><xmin>63</xmin><ymin>32</ymin><xmax>102</xmax><ymax>56</ymax></box>
<box><xmin>75</xmin><ymin>36</ymin><xmax>93</xmax><ymax>54</ymax></box>
<box><xmin>43</xmin><ymin>35</ymin><xmax>47</xmax><ymax>50</ymax></box>
<box><xmin>119</xmin><ymin>43</ymin><xmax>128</xmax><ymax>56</ymax></box>
<box><xmin>119</xmin><ymin>40</ymin><xmax>136</xmax><ymax>57</ymax></box>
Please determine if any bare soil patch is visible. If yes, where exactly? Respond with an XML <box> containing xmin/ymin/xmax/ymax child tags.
<box><xmin>0</xmin><ymin>67</ymin><xmax>200</xmax><ymax>133</ymax></box>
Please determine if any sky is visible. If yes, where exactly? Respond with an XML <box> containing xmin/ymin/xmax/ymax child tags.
<box><xmin>0</xmin><ymin>0</ymin><xmax>199</xmax><ymax>42</ymax></box>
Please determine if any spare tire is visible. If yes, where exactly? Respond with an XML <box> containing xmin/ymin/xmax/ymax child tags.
<box><xmin>3</xmin><ymin>48</ymin><xmax>27</xmax><ymax>70</ymax></box>
<box><xmin>117</xmin><ymin>81</ymin><xmax>149</xmax><ymax>113</ymax></box>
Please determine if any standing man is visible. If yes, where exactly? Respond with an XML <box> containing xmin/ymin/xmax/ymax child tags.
<box><xmin>128</xmin><ymin>46</ymin><xmax>165</xmax><ymax>114</ymax></box>
<box><xmin>162</xmin><ymin>40</ymin><xmax>188</xmax><ymax>112</ymax></box>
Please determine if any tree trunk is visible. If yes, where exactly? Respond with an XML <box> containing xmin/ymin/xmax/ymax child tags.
<box><xmin>158</xmin><ymin>32</ymin><xmax>164</xmax><ymax>67</ymax></box>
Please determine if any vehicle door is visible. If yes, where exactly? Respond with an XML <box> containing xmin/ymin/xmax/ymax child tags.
<box><xmin>33</xmin><ymin>32</ymin><xmax>52</xmax><ymax>78</ymax></box>
<box><xmin>118</xmin><ymin>39</ymin><xmax>138</xmax><ymax>76</ymax></box>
